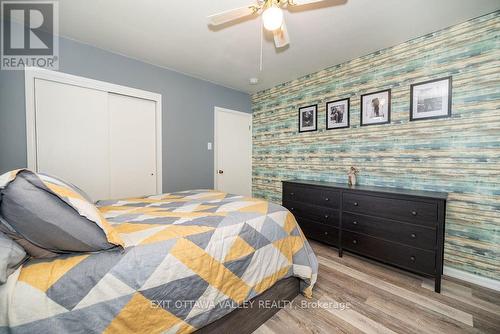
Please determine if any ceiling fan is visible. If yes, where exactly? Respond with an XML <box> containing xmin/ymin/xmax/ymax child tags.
<box><xmin>208</xmin><ymin>0</ymin><xmax>333</xmax><ymax>49</ymax></box>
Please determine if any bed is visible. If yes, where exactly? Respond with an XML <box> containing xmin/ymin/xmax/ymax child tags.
<box><xmin>0</xmin><ymin>189</ymin><xmax>318</xmax><ymax>334</ymax></box>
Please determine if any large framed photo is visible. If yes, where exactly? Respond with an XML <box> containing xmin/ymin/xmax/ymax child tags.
<box><xmin>361</xmin><ymin>89</ymin><xmax>391</xmax><ymax>126</ymax></box>
<box><xmin>410</xmin><ymin>76</ymin><xmax>452</xmax><ymax>121</ymax></box>
<box><xmin>298</xmin><ymin>104</ymin><xmax>318</xmax><ymax>133</ymax></box>
<box><xmin>326</xmin><ymin>98</ymin><xmax>350</xmax><ymax>130</ymax></box>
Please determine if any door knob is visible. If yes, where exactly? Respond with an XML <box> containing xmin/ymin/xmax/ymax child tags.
<box><xmin>218</xmin><ymin>170</ymin><xmax>224</xmax><ymax>174</ymax></box>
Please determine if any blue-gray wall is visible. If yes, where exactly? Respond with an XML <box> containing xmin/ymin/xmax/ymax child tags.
<box><xmin>0</xmin><ymin>36</ymin><xmax>251</xmax><ymax>192</ymax></box>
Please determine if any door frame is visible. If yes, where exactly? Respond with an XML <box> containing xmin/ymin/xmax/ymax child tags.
<box><xmin>24</xmin><ymin>67</ymin><xmax>163</xmax><ymax>193</ymax></box>
<box><xmin>213</xmin><ymin>106</ymin><xmax>252</xmax><ymax>194</ymax></box>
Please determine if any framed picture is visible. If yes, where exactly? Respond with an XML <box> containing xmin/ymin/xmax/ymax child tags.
<box><xmin>410</xmin><ymin>76</ymin><xmax>452</xmax><ymax>121</ymax></box>
<box><xmin>361</xmin><ymin>89</ymin><xmax>391</xmax><ymax>126</ymax></box>
<box><xmin>326</xmin><ymin>98</ymin><xmax>350</xmax><ymax>130</ymax></box>
<box><xmin>298</xmin><ymin>104</ymin><xmax>318</xmax><ymax>133</ymax></box>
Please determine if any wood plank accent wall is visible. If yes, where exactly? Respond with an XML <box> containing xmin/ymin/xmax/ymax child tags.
<box><xmin>251</xmin><ymin>12</ymin><xmax>500</xmax><ymax>281</ymax></box>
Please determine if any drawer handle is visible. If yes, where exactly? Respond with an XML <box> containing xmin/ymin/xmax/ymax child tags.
<box><xmin>352</xmin><ymin>239</ymin><xmax>358</xmax><ymax>244</ymax></box>
<box><xmin>324</xmin><ymin>214</ymin><xmax>329</xmax><ymax>219</ymax></box>
<box><xmin>290</xmin><ymin>192</ymin><xmax>295</xmax><ymax>196</ymax></box>
<box><xmin>353</xmin><ymin>202</ymin><xmax>359</xmax><ymax>206</ymax></box>
<box><xmin>325</xmin><ymin>197</ymin><xmax>329</xmax><ymax>201</ymax></box>
<box><xmin>324</xmin><ymin>231</ymin><xmax>328</xmax><ymax>236</ymax></box>
<box><xmin>352</xmin><ymin>221</ymin><xmax>358</xmax><ymax>225</ymax></box>
<box><xmin>410</xmin><ymin>256</ymin><xmax>416</xmax><ymax>262</ymax></box>
<box><xmin>410</xmin><ymin>233</ymin><xmax>416</xmax><ymax>239</ymax></box>
<box><xmin>411</xmin><ymin>210</ymin><xmax>417</xmax><ymax>216</ymax></box>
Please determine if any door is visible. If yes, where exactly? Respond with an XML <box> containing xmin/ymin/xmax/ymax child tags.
<box><xmin>214</xmin><ymin>107</ymin><xmax>252</xmax><ymax>196</ymax></box>
<box><xmin>35</xmin><ymin>78</ymin><xmax>110</xmax><ymax>201</ymax></box>
<box><xmin>108</xmin><ymin>93</ymin><xmax>157</xmax><ymax>199</ymax></box>
<box><xmin>31</xmin><ymin>70</ymin><xmax>162</xmax><ymax>202</ymax></box>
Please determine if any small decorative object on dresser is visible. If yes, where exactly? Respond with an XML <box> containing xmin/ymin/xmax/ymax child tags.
<box><xmin>298</xmin><ymin>104</ymin><xmax>318</xmax><ymax>133</ymax></box>
<box><xmin>361</xmin><ymin>89</ymin><xmax>391</xmax><ymax>126</ymax></box>
<box><xmin>347</xmin><ymin>166</ymin><xmax>359</xmax><ymax>186</ymax></box>
<box><xmin>410</xmin><ymin>76</ymin><xmax>452</xmax><ymax>121</ymax></box>
<box><xmin>282</xmin><ymin>180</ymin><xmax>447</xmax><ymax>293</ymax></box>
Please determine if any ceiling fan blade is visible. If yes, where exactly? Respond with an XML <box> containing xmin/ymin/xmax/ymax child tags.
<box><xmin>288</xmin><ymin>0</ymin><xmax>330</xmax><ymax>5</ymax></box>
<box><xmin>274</xmin><ymin>21</ymin><xmax>290</xmax><ymax>48</ymax></box>
<box><xmin>207</xmin><ymin>5</ymin><xmax>258</xmax><ymax>25</ymax></box>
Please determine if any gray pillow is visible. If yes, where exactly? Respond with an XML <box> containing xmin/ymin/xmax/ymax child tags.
<box><xmin>0</xmin><ymin>231</ymin><xmax>27</xmax><ymax>284</ymax></box>
<box><xmin>39</xmin><ymin>173</ymin><xmax>94</xmax><ymax>204</ymax></box>
<box><xmin>0</xmin><ymin>219</ymin><xmax>58</xmax><ymax>259</ymax></box>
<box><xmin>0</xmin><ymin>170</ymin><xmax>123</xmax><ymax>257</ymax></box>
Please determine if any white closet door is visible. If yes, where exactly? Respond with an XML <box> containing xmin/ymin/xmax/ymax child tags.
<box><xmin>108</xmin><ymin>93</ymin><xmax>157</xmax><ymax>199</ymax></box>
<box><xmin>35</xmin><ymin>78</ymin><xmax>109</xmax><ymax>201</ymax></box>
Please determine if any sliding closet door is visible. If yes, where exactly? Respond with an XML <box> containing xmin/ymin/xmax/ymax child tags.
<box><xmin>34</xmin><ymin>79</ymin><xmax>109</xmax><ymax>201</ymax></box>
<box><xmin>108</xmin><ymin>93</ymin><xmax>157</xmax><ymax>199</ymax></box>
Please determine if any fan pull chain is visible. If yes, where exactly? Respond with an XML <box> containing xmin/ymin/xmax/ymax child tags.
<box><xmin>259</xmin><ymin>21</ymin><xmax>264</xmax><ymax>72</ymax></box>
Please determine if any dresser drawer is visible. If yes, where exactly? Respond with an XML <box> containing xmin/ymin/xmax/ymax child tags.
<box><xmin>283</xmin><ymin>183</ymin><xmax>340</xmax><ymax>208</ymax></box>
<box><xmin>343</xmin><ymin>193</ymin><xmax>438</xmax><ymax>226</ymax></box>
<box><xmin>283</xmin><ymin>200</ymin><xmax>339</xmax><ymax>227</ymax></box>
<box><xmin>297</xmin><ymin>218</ymin><xmax>339</xmax><ymax>247</ymax></box>
<box><xmin>342</xmin><ymin>231</ymin><xmax>436</xmax><ymax>275</ymax></box>
<box><xmin>342</xmin><ymin>213</ymin><xmax>436</xmax><ymax>250</ymax></box>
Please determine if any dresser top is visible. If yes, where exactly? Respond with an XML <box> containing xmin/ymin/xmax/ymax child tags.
<box><xmin>282</xmin><ymin>180</ymin><xmax>448</xmax><ymax>200</ymax></box>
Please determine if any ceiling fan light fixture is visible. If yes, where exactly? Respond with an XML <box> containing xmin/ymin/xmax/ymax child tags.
<box><xmin>262</xmin><ymin>5</ymin><xmax>283</xmax><ymax>31</ymax></box>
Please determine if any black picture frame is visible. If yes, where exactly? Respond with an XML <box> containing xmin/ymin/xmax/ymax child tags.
<box><xmin>298</xmin><ymin>104</ymin><xmax>318</xmax><ymax>133</ymax></box>
<box><xmin>326</xmin><ymin>98</ymin><xmax>350</xmax><ymax>130</ymax></box>
<box><xmin>360</xmin><ymin>89</ymin><xmax>391</xmax><ymax>127</ymax></box>
<box><xmin>410</xmin><ymin>76</ymin><xmax>452</xmax><ymax>122</ymax></box>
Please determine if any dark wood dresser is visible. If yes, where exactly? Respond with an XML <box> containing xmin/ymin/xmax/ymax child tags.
<box><xmin>282</xmin><ymin>180</ymin><xmax>447</xmax><ymax>292</ymax></box>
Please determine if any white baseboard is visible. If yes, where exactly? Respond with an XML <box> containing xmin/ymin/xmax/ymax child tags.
<box><xmin>443</xmin><ymin>266</ymin><xmax>500</xmax><ymax>291</ymax></box>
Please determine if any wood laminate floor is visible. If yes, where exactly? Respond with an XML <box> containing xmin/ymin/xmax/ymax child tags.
<box><xmin>254</xmin><ymin>241</ymin><xmax>500</xmax><ymax>334</ymax></box>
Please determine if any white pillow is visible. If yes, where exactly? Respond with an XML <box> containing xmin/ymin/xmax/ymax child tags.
<box><xmin>0</xmin><ymin>232</ymin><xmax>26</xmax><ymax>284</ymax></box>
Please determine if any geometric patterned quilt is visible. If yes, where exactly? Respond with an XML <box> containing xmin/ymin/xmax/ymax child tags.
<box><xmin>0</xmin><ymin>190</ymin><xmax>318</xmax><ymax>334</ymax></box>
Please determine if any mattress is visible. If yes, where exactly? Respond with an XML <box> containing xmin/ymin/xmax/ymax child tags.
<box><xmin>0</xmin><ymin>190</ymin><xmax>318</xmax><ymax>334</ymax></box>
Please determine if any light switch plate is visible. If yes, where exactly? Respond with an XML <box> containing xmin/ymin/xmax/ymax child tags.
<box><xmin>207</xmin><ymin>142</ymin><xmax>212</xmax><ymax>150</ymax></box>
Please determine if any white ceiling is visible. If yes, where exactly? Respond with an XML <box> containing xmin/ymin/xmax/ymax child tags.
<box><xmin>58</xmin><ymin>0</ymin><xmax>499</xmax><ymax>93</ymax></box>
